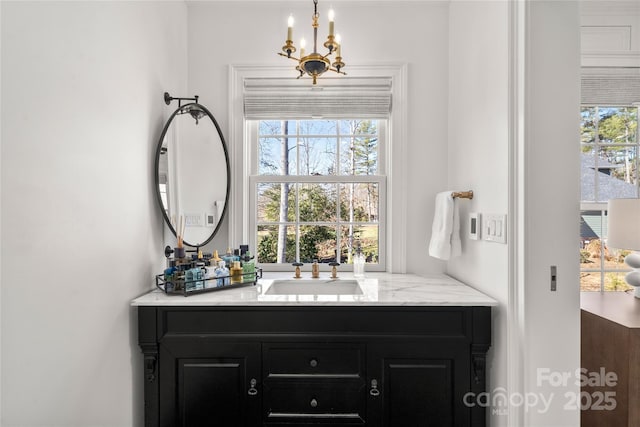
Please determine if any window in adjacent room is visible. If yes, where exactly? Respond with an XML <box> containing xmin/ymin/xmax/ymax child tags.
<box><xmin>580</xmin><ymin>105</ymin><xmax>639</xmax><ymax>291</ymax></box>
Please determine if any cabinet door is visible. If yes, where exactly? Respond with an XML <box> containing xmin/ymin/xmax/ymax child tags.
<box><xmin>367</xmin><ymin>341</ymin><xmax>470</xmax><ymax>427</ymax></box>
<box><xmin>158</xmin><ymin>339</ymin><xmax>261</xmax><ymax>427</ymax></box>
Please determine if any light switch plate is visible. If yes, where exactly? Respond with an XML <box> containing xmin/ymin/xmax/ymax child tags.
<box><xmin>483</xmin><ymin>214</ymin><xmax>507</xmax><ymax>244</ymax></box>
<box><xmin>184</xmin><ymin>213</ymin><xmax>203</xmax><ymax>227</ymax></box>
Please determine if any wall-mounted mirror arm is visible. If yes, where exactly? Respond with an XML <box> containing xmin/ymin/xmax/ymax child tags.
<box><xmin>165</xmin><ymin>92</ymin><xmax>208</xmax><ymax>124</ymax></box>
<box><xmin>164</xmin><ymin>91</ymin><xmax>199</xmax><ymax>107</ymax></box>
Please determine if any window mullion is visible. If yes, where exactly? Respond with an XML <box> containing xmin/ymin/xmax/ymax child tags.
<box><xmin>580</xmin><ymin>105</ymin><xmax>640</xmax><ymax>292</ymax></box>
<box><xmin>255</xmin><ymin>119</ymin><xmax>384</xmax><ymax>269</ymax></box>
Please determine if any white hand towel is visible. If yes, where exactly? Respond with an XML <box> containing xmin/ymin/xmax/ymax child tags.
<box><xmin>215</xmin><ymin>200</ymin><xmax>225</xmax><ymax>222</ymax></box>
<box><xmin>428</xmin><ymin>191</ymin><xmax>461</xmax><ymax>260</ymax></box>
<box><xmin>451</xmin><ymin>200</ymin><xmax>462</xmax><ymax>258</ymax></box>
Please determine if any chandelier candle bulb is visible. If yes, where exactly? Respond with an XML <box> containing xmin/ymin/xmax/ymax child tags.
<box><xmin>287</xmin><ymin>15</ymin><xmax>294</xmax><ymax>41</ymax></box>
<box><xmin>300</xmin><ymin>38</ymin><xmax>306</xmax><ymax>57</ymax></box>
<box><xmin>328</xmin><ymin>9</ymin><xmax>334</xmax><ymax>36</ymax></box>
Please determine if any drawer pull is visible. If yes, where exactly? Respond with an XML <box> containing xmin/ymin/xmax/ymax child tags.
<box><xmin>248</xmin><ymin>378</ymin><xmax>258</xmax><ymax>396</ymax></box>
<box><xmin>370</xmin><ymin>379</ymin><xmax>380</xmax><ymax>397</ymax></box>
<box><xmin>309</xmin><ymin>358</ymin><xmax>318</xmax><ymax>368</ymax></box>
<box><xmin>310</xmin><ymin>398</ymin><xmax>318</xmax><ymax>408</ymax></box>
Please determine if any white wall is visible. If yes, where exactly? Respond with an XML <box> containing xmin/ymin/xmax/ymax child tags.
<box><xmin>522</xmin><ymin>1</ymin><xmax>581</xmax><ymax>425</ymax></box>
<box><xmin>185</xmin><ymin>0</ymin><xmax>451</xmax><ymax>275</ymax></box>
<box><xmin>0</xmin><ymin>1</ymin><xmax>186</xmax><ymax>426</ymax></box>
<box><xmin>581</xmin><ymin>0</ymin><xmax>640</xmax><ymax>67</ymax></box>
<box><xmin>446</xmin><ymin>2</ymin><xmax>510</xmax><ymax>425</ymax></box>
<box><xmin>449</xmin><ymin>2</ymin><xmax>581</xmax><ymax>426</ymax></box>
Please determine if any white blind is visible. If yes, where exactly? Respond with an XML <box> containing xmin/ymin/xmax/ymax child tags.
<box><xmin>582</xmin><ymin>67</ymin><xmax>640</xmax><ymax>105</ymax></box>
<box><xmin>243</xmin><ymin>76</ymin><xmax>392</xmax><ymax>119</ymax></box>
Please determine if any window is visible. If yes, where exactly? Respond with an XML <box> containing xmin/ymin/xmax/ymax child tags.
<box><xmin>249</xmin><ymin>119</ymin><xmax>386</xmax><ymax>270</ymax></box>
<box><xmin>231</xmin><ymin>65</ymin><xmax>405</xmax><ymax>272</ymax></box>
<box><xmin>580</xmin><ymin>105</ymin><xmax>639</xmax><ymax>291</ymax></box>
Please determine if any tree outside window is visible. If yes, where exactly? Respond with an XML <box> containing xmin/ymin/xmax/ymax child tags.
<box><xmin>254</xmin><ymin>119</ymin><xmax>383</xmax><ymax>268</ymax></box>
<box><xmin>580</xmin><ymin>106</ymin><xmax>639</xmax><ymax>291</ymax></box>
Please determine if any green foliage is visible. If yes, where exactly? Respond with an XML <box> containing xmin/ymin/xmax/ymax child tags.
<box><xmin>258</xmin><ymin>119</ymin><xmax>381</xmax><ymax>264</ymax></box>
<box><xmin>580</xmin><ymin>106</ymin><xmax>639</xmax><ymax>189</ymax></box>
<box><xmin>604</xmin><ymin>273</ymin><xmax>632</xmax><ymax>292</ymax></box>
<box><xmin>598</xmin><ymin>108</ymin><xmax>637</xmax><ymax>144</ymax></box>
<box><xmin>580</xmin><ymin>106</ymin><xmax>638</xmax><ymax>145</ymax></box>
<box><xmin>262</xmin><ymin>183</ymin><xmax>296</xmax><ymax>222</ymax></box>
<box><xmin>300</xmin><ymin>226</ymin><xmax>336</xmax><ymax>262</ymax></box>
<box><xmin>299</xmin><ymin>185</ymin><xmax>338</xmax><ymax>222</ymax></box>
<box><xmin>257</xmin><ymin>232</ymin><xmax>277</xmax><ymax>263</ymax></box>
<box><xmin>257</xmin><ymin>232</ymin><xmax>296</xmax><ymax>263</ymax></box>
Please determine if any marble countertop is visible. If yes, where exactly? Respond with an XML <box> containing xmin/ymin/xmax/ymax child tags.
<box><xmin>131</xmin><ymin>273</ymin><xmax>498</xmax><ymax>307</ymax></box>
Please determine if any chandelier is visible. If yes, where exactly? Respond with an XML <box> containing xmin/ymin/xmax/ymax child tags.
<box><xmin>278</xmin><ymin>0</ymin><xmax>346</xmax><ymax>85</ymax></box>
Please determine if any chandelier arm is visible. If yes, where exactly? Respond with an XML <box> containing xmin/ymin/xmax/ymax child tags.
<box><xmin>328</xmin><ymin>68</ymin><xmax>347</xmax><ymax>76</ymax></box>
<box><xmin>278</xmin><ymin>52</ymin><xmax>301</xmax><ymax>61</ymax></box>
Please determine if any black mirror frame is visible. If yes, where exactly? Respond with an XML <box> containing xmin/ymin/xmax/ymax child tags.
<box><xmin>153</xmin><ymin>102</ymin><xmax>231</xmax><ymax>248</ymax></box>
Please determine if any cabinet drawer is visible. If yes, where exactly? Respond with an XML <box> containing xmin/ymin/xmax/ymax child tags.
<box><xmin>264</xmin><ymin>380</ymin><xmax>365</xmax><ymax>424</ymax></box>
<box><xmin>159</xmin><ymin>307</ymin><xmax>473</xmax><ymax>338</ymax></box>
<box><xmin>264</xmin><ymin>343</ymin><xmax>363</xmax><ymax>377</ymax></box>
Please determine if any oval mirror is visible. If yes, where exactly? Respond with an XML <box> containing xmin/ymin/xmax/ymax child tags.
<box><xmin>154</xmin><ymin>99</ymin><xmax>230</xmax><ymax>248</ymax></box>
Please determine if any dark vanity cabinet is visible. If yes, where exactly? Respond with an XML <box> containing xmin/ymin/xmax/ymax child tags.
<box><xmin>138</xmin><ymin>306</ymin><xmax>491</xmax><ymax>427</ymax></box>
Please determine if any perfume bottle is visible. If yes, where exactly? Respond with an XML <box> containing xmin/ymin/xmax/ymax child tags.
<box><xmin>242</xmin><ymin>251</ymin><xmax>256</xmax><ymax>282</ymax></box>
<box><xmin>204</xmin><ymin>265</ymin><xmax>217</xmax><ymax>289</ymax></box>
<box><xmin>230</xmin><ymin>261</ymin><xmax>243</xmax><ymax>284</ymax></box>
<box><xmin>222</xmin><ymin>247</ymin><xmax>238</xmax><ymax>267</ymax></box>
<box><xmin>186</xmin><ymin>267</ymin><xmax>205</xmax><ymax>291</ymax></box>
<box><xmin>215</xmin><ymin>260</ymin><xmax>230</xmax><ymax>287</ymax></box>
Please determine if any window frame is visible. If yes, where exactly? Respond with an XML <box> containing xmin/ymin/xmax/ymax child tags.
<box><xmin>247</xmin><ymin>119</ymin><xmax>387</xmax><ymax>272</ymax></box>
<box><xmin>229</xmin><ymin>64</ymin><xmax>408</xmax><ymax>273</ymax></box>
<box><xmin>580</xmin><ymin>104</ymin><xmax>640</xmax><ymax>292</ymax></box>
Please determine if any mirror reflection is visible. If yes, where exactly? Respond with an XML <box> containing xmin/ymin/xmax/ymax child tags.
<box><xmin>155</xmin><ymin>101</ymin><xmax>230</xmax><ymax>248</ymax></box>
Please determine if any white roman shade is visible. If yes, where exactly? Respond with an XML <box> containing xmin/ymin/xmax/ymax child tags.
<box><xmin>243</xmin><ymin>76</ymin><xmax>392</xmax><ymax>119</ymax></box>
<box><xmin>581</xmin><ymin>67</ymin><xmax>640</xmax><ymax>105</ymax></box>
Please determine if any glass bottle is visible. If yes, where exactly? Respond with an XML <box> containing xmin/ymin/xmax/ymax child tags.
<box><xmin>354</xmin><ymin>244</ymin><xmax>365</xmax><ymax>278</ymax></box>
<box><xmin>242</xmin><ymin>251</ymin><xmax>256</xmax><ymax>282</ymax></box>
<box><xmin>215</xmin><ymin>260</ymin><xmax>230</xmax><ymax>287</ymax></box>
<box><xmin>230</xmin><ymin>261</ymin><xmax>243</xmax><ymax>284</ymax></box>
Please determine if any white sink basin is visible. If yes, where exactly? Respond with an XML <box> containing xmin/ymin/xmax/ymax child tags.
<box><xmin>264</xmin><ymin>279</ymin><xmax>363</xmax><ymax>295</ymax></box>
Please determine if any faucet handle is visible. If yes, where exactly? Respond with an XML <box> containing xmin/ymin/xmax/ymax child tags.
<box><xmin>292</xmin><ymin>262</ymin><xmax>303</xmax><ymax>279</ymax></box>
<box><xmin>329</xmin><ymin>262</ymin><xmax>340</xmax><ymax>279</ymax></box>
